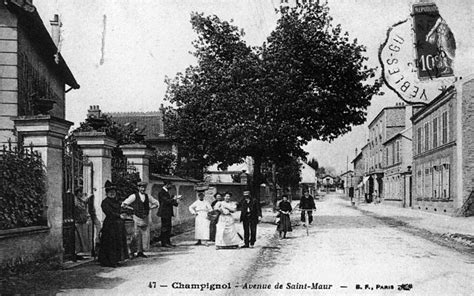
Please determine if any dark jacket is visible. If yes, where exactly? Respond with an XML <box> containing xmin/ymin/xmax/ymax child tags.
<box><xmin>239</xmin><ymin>198</ymin><xmax>262</xmax><ymax>222</ymax></box>
<box><xmin>299</xmin><ymin>195</ymin><xmax>316</xmax><ymax>210</ymax></box>
<box><xmin>157</xmin><ymin>188</ymin><xmax>178</xmax><ymax>218</ymax></box>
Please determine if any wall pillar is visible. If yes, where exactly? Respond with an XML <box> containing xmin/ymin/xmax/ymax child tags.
<box><xmin>75</xmin><ymin>131</ymin><xmax>116</xmax><ymax>223</ymax></box>
<box><xmin>13</xmin><ymin>115</ymin><xmax>73</xmax><ymax>257</ymax></box>
<box><xmin>120</xmin><ymin>143</ymin><xmax>153</xmax><ymax>185</ymax></box>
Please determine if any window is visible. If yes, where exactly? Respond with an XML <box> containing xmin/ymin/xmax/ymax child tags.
<box><xmin>417</xmin><ymin>168</ymin><xmax>422</xmax><ymax>198</ymax></box>
<box><xmin>433</xmin><ymin>117</ymin><xmax>438</xmax><ymax>148</ymax></box>
<box><xmin>442</xmin><ymin>163</ymin><xmax>450</xmax><ymax>199</ymax></box>
<box><xmin>379</xmin><ymin>149</ymin><xmax>383</xmax><ymax>167</ymax></box>
<box><xmin>424</xmin><ymin>122</ymin><xmax>430</xmax><ymax>151</ymax></box>
<box><xmin>396</xmin><ymin>140</ymin><xmax>400</xmax><ymax>163</ymax></box>
<box><xmin>433</xmin><ymin>165</ymin><xmax>442</xmax><ymax>199</ymax></box>
<box><xmin>417</xmin><ymin>127</ymin><xmax>422</xmax><ymax>154</ymax></box>
<box><xmin>424</xmin><ymin>164</ymin><xmax>432</xmax><ymax>199</ymax></box>
<box><xmin>442</xmin><ymin>111</ymin><xmax>448</xmax><ymax>144</ymax></box>
<box><xmin>385</xmin><ymin>147</ymin><xmax>389</xmax><ymax>167</ymax></box>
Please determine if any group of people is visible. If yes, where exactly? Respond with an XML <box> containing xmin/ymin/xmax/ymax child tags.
<box><xmin>275</xmin><ymin>190</ymin><xmax>317</xmax><ymax>239</ymax></box>
<box><xmin>98</xmin><ymin>180</ymin><xmax>180</xmax><ymax>267</ymax></box>
<box><xmin>188</xmin><ymin>190</ymin><xmax>262</xmax><ymax>249</ymax></box>
<box><xmin>96</xmin><ymin>179</ymin><xmax>317</xmax><ymax>268</ymax></box>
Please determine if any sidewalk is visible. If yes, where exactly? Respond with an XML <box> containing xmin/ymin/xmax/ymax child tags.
<box><xmin>349</xmin><ymin>196</ymin><xmax>474</xmax><ymax>247</ymax></box>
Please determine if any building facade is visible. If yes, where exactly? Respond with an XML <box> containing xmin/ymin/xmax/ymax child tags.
<box><xmin>382</xmin><ymin>127</ymin><xmax>413</xmax><ymax>207</ymax></box>
<box><xmin>0</xmin><ymin>2</ymin><xmax>79</xmax><ymax>146</ymax></box>
<box><xmin>366</xmin><ymin>104</ymin><xmax>407</xmax><ymax>201</ymax></box>
<box><xmin>412</xmin><ymin>77</ymin><xmax>474</xmax><ymax>215</ymax></box>
<box><xmin>0</xmin><ymin>0</ymin><xmax>79</xmax><ymax>267</ymax></box>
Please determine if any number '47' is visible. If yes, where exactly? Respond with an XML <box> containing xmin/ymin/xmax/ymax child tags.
<box><xmin>148</xmin><ymin>282</ymin><xmax>157</xmax><ymax>288</ymax></box>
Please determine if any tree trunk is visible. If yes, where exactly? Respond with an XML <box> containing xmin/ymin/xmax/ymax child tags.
<box><xmin>251</xmin><ymin>155</ymin><xmax>262</xmax><ymax>202</ymax></box>
<box><xmin>272</xmin><ymin>162</ymin><xmax>277</xmax><ymax>207</ymax></box>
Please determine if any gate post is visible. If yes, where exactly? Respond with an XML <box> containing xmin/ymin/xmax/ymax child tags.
<box><xmin>75</xmin><ymin>131</ymin><xmax>116</xmax><ymax>223</ymax></box>
<box><xmin>13</xmin><ymin>115</ymin><xmax>73</xmax><ymax>259</ymax></box>
<box><xmin>120</xmin><ymin>143</ymin><xmax>153</xmax><ymax>186</ymax></box>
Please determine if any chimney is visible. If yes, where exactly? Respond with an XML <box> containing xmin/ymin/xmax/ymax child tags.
<box><xmin>50</xmin><ymin>14</ymin><xmax>61</xmax><ymax>48</ymax></box>
<box><xmin>355</xmin><ymin>148</ymin><xmax>358</xmax><ymax>157</ymax></box>
<box><xmin>87</xmin><ymin>105</ymin><xmax>101</xmax><ymax>119</ymax></box>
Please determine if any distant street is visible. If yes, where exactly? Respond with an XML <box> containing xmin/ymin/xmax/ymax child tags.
<box><xmin>3</xmin><ymin>194</ymin><xmax>473</xmax><ymax>295</ymax></box>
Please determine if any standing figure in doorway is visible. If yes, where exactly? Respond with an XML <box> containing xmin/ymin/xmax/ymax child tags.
<box><xmin>73</xmin><ymin>187</ymin><xmax>91</xmax><ymax>260</ymax></box>
<box><xmin>239</xmin><ymin>190</ymin><xmax>262</xmax><ymax>248</ymax></box>
<box><xmin>300</xmin><ymin>190</ymin><xmax>316</xmax><ymax>226</ymax></box>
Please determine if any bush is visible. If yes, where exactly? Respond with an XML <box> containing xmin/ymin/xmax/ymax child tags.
<box><xmin>0</xmin><ymin>144</ymin><xmax>47</xmax><ymax>230</ymax></box>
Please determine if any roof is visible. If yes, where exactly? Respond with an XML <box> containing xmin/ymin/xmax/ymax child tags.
<box><xmin>322</xmin><ymin>174</ymin><xmax>334</xmax><ymax>179</ymax></box>
<box><xmin>340</xmin><ymin>170</ymin><xmax>354</xmax><ymax>177</ymax></box>
<box><xmin>368</xmin><ymin>104</ymin><xmax>405</xmax><ymax>128</ymax></box>
<box><xmin>107</xmin><ymin>112</ymin><xmax>168</xmax><ymax>141</ymax></box>
<box><xmin>411</xmin><ymin>85</ymin><xmax>456</xmax><ymax>122</ymax></box>
<box><xmin>150</xmin><ymin>173</ymin><xmax>199</xmax><ymax>184</ymax></box>
<box><xmin>382</xmin><ymin>127</ymin><xmax>412</xmax><ymax>145</ymax></box>
<box><xmin>351</xmin><ymin>151</ymin><xmax>363</xmax><ymax>163</ymax></box>
<box><xmin>5</xmin><ymin>0</ymin><xmax>79</xmax><ymax>89</ymax></box>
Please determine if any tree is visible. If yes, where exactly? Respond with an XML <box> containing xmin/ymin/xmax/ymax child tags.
<box><xmin>275</xmin><ymin>157</ymin><xmax>302</xmax><ymax>198</ymax></box>
<box><xmin>165</xmin><ymin>3</ymin><xmax>381</xmax><ymax>199</ymax></box>
<box><xmin>307</xmin><ymin>158</ymin><xmax>319</xmax><ymax>171</ymax></box>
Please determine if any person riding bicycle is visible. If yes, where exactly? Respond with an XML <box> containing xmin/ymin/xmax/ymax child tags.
<box><xmin>300</xmin><ymin>190</ymin><xmax>316</xmax><ymax>226</ymax></box>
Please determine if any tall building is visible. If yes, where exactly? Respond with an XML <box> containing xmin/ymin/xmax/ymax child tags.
<box><xmin>412</xmin><ymin>77</ymin><xmax>474</xmax><ymax>215</ymax></box>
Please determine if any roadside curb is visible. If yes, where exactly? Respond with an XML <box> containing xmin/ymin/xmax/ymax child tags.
<box><xmin>354</xmin><ymin>205</ymin><xmax>474</xmax><ymax>251</ymax></box>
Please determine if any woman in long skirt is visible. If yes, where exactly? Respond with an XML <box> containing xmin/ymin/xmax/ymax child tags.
<box><xmin>214</xmin><ymin>192</ymin><xmax>242</xmax><ymax>249</ymax></box>
<box><xmin>277</xmin><ymin>195</ymin><xmax>292</xmax><ymax>239</ymax></box>
<box><xmin>98</xmin><ymin>180</ymin><xmax>129</xmax><ymax>267</ymax></box>
<box><xmin>189</xmin><ymin>192</ymin><xmax>213</xmax><ymax>245</ymax></box>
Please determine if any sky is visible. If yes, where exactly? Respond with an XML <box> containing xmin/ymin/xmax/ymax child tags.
<box><xmin>33</xmin><ymin>0</ymin><xmax>473</xmax><ymax>174</ymax></box>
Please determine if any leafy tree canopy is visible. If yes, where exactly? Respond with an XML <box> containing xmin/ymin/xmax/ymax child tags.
<box><xmin>165</xmin><ymin>2</ymin><xmax>381</xmax><ymax>197</ymax></box>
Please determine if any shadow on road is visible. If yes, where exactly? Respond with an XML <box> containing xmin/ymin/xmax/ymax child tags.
<box><xmin>0</xmin><ymin>243</ymin><xmax>196</xmax><ymax>294</ymax></box>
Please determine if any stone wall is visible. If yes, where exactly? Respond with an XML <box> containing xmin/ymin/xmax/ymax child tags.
<box><xmin>461</xmin><ymin>78</ymin><xmax>474</xmax><ymax>210</ymax></box>
<box><xmin>0</xmin><ymin>3</ymin><xmax>18</xmax><ymax>146</ymax></box>
<box><xmin>0</xmin><ymin>227</ymin><xmax>62</xmax><ymax>267</ymax></box>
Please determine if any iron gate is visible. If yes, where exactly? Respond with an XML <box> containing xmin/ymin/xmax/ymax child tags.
<box><xmin>62</xmin><ymin>140</ymin><xmax>93</xmax><ymax>261</ymax></box>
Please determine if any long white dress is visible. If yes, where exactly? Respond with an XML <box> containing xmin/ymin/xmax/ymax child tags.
<box><xmin>214</xmin><ymin>201</ymin><xmax>242</xmax><ymax>248</ymax></box>
<box><xmin>189</xmin><ymin>199</ymin><xmax>212</xmax><ymax>240</ymax></box>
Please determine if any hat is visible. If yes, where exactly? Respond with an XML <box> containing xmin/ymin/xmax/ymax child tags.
<box><xmin>243</xmin><ymin>190</ymin><xmax>250</xmax><ymax>196</ymax></box>
<box><xmin>137</xmin><ymin>181</ymin><xmax>148</xmax><ymax>187</ymax></box>
<box><xmin>104</xmin><ymin>180</ymin><xmax>117</xmax><ymax>192</ymax></box>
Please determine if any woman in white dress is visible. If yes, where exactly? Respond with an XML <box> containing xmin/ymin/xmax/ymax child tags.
<box><xmin>214</xmin><ymin>192</ymin><xmax>242</xmax><ymax>249</ymax></box>
<box><xmin>189</xmin><ymin>192</ymin><xmax>213</xmax><ymax>245</ymax></box>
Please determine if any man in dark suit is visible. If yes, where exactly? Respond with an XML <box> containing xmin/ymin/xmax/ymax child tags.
<box><xmin>300</xmin><ymin>190</ymin><xmax>316</xmax><ymax>225</ymax></box>
<box><xmin>239</xmin><ymin>190</ymin><xmax>262</xmax><ymax>248</ymax></box>
<box><xmin>157</xmin><ymin>181</ymin><xmax>180</xmax><ymax>247</ymax></box>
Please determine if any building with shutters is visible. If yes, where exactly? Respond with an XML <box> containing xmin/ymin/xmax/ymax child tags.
<box><xmin>412</xmin><ymin>77</ymin><xmax>474</xmax><ymax>215</ymax></box>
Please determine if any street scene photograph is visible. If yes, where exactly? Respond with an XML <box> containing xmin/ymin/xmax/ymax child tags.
<box><xmin>1</xmin><ymin>0</ymin><xmax>473</xmax><ymax>295</ymax></box>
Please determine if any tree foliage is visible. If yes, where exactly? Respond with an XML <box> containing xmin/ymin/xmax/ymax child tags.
<box><xmin>307</xmin><ymin>158</ymin><xmax>319</xmax><ymax>171</ymax></box>
<box><xmin>0</xmin><ymin>144</ymin><xmax>47</xmax><ymax>229</ymax></box>
<box><xmin>165</xmin><ymin>2</ymin><xmax>381</xmax><ymax>198</ymax></box>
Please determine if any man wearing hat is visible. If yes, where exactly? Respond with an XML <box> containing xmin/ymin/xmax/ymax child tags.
<box><xmin>121</xmin><ymin>181</ymin><xmax>160</xmax><ymax>258</ymax></box>
<box><xmin>157</xmin><ymin>181</ymin><xmax>180</xmax><ymax>247</ymax></box>
<box><xmin>239</xmin><ymin>190</ymin><xmax>262</xmax><ymax>248</ymax></box>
